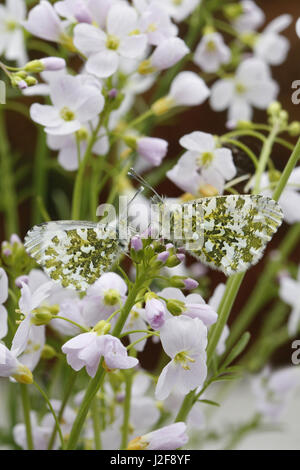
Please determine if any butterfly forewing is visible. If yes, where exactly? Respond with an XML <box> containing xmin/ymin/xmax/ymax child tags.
<box><xmin>179</xmin><ymin>195</ymin><xmax>283</xmax><ymax>275</ymax></box>
<box><xmin>24</xmin><ymin>221</ymin><xmax>126</xmax><ymax>291</ymax></box>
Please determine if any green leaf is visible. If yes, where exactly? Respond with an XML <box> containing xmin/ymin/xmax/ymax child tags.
<box><xmin>222</xmin><ymin>332</ymin><xmax>251</xmax><ymax>369</ymax></box>
<box><xmin>198</xmin><ymin>399</ymin><xmax>220</xmax><ymax>407</ymax></box>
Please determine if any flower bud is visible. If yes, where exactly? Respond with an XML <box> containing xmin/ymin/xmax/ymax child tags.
<box><xmin>166</xmin><ymin>299</ymin><xmax>185</xmax><ymax>316</ymax></box>
<box><xmin>41</xmin><ymin>344</ymin><xmax>57</xmax><ymax>360</ymax></box>
<box><xmin>94</xmin><ymin>320</ymin><xmax>111</xmax><ymax>336</ymax></box>
<box><xmin>131</xmin><ymin>236</ymin><xmax>143</xmax><ymax>252</ymax></box>
<box><xmin>288</xmin><ymin>121</ymin><xmax>300</xmax><ymax>136</ymax></box>
<box><xmin>151</xmin><ymin>97</ymin><xmax>174</xmax><ymax>116</ymax></box>
<box><xmin>13</xmin><ymin>364</ymin><xmax>33</xmax><ymax>385</ymax></box>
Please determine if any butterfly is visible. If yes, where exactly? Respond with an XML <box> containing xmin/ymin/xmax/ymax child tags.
<box><xmin>24</xmin><ymin>171</ymin><xmax>283</xmax><ymax>291</ymax></box>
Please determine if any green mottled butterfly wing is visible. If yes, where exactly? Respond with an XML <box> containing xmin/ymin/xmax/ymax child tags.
<box><xmin>179</xmin><ymin>195</ymin><xmax>283</xmax><ymax>275</ymax></box>
<box><xmin>25</xmin><ymin>221</ymin><xmax>127</xmax><ymax>291</ymax></box>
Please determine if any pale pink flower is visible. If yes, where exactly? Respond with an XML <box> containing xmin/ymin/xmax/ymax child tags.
<box><xmin>30</xmin><ymin>75</ymin><xmax>104</xmax><ymax>135</ymax></box>
<box><xmin>74</xmin><ymin>3</ymin><xmax>147</xmax><ymax>78</ymax></box>
<box><xmin>155</xmin><ymin>316</ymin><xmax>207</xmax><ymax>400</ymax></box>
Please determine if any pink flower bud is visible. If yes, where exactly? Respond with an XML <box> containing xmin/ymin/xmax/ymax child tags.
<box><xmin>145</xmin><ymin>298</ymin><xmax>166</xmax><ymax>330</ymax></box>
<box><xmin>131</xmin><ymin>236</ymin><xmax>143</xmax><ymax>252</ymax></box>
<box><xmin>137</xmin><ymin>137</ymin><xmax>168</xmax><ymax>167</ymax></box>
<box><xmin>183</xmin><ymin>278</ymin><xmax>199</xmax><ymax>290</ymax></box>
<box><xmin>18</xmin><ymin>80</ymin><xmax>28</xmax><ymax>90</ymax></box>
<box><xmin>15</xmin><ymin>276</ymin><xmax>29</xmax><ymax>288</ymax></box>
<box><xmin>157</xmin><ymin>251</ymin><xmax>170</xmax><ymax>263</ymax></box>
<box><xmin>40</xmin><ymin>57</ymin><xmax>66</xmax><ymax>71</ymax></box>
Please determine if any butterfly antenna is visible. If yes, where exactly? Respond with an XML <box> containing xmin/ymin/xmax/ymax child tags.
<box><xmin>127</xmin><ymin>186</ymin><xmax>145</xmax><ymax>207</ymax></box>
<box><xmin>128</xmin><ymin>168</ymin><xmax>163</xmax><ymax>202</ymax></box>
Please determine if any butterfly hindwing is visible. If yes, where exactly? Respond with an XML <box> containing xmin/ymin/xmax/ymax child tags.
<box><xmin>170</xmin><ymin>195</ymin><xmax>283</xmax><ymax>275</ymax></box>
<box><xmin>24</xmin><ymin>221</ymin><xmax>126</xmax><ymax>291</ymax></box>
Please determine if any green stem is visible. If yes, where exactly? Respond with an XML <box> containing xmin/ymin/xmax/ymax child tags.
<box><xmin>121</xmin><ymin>370</ymin><xmax>133</xmax><ymax>449</ymax></box>
<box><xmin>273</xmin><ymin>136</ymin><xmax>300</xmax><ymax>201</ymax></box>
<box><xmin>20</xmin><ymin>384</ymin><xmax>33</xmax><ymax>450</ymax></box>
<box><xmin>71</xmin><ymin>121</ymin><xmax>102</xmax><ymax>220</ymax></box>
<box><xmin>207</xmin><ymin>273</ymin><xmax>244</xmax><ymax>366</ymax></box>
<box><xmin>253</xmin><ymin>123</ymin><xmax>280</xmax><ymax>194</ymax></box>
<box><xmin>32</xmin><ymin>128</ymin><xmax>49</xmax><ymax>224</ymax></box>
<box><xmin>91</xmin><ymin>397</ymin><xmax>102</xmax><ymax>450</ymax></box>
<box><xmin>48</xmin><ymin>371</ymin><xmax>77</xmax><ymax>450</ymax></box>
<box><xmin>0</xmin><ymin>109</ymin><xmax>19</xmax><ymax>236</ymax></box>
<box><xmin>33</xmin><ymin>381</ymin><xmax>64</xmax><ymax>449</ymax></box>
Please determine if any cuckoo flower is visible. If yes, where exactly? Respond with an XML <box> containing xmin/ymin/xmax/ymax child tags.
<box><xmin>158</xmin><ymin>287</ymin><xmax>217</xmax><ymax>326</ymax></box>
<box><xmin>47</xmin><ymin>121</ymin><xmax>109</xmax><ymax>171</ymax></box>
<box><xmin>155</xmin><ymin>316</ymin><xmax>207</xmax><ymax>400</ymax></box>
<box><xmin>0</xmin><ymin>0</ymin><xmax>27</xmax><ymax>65</ymax></box>
<box><xmin>24</xmin><ymin>0</ymin><xmax>65</xmax><ymax>42</ymax></box>
<box><xmin>232</xmin><ymin>0</ymin><xmax>265</xmax><ymax>33</ymax></box>
<box><xmin>152</xmin><ymin>72</ymin><xmax>210</xmax><ymax>116</ymax></box>
<box><xmin>194</xmin><ymin>32</ymin><xmax>231</xmax><ymax>73</ymax></box>
<box><xmin>254</xmin><ymin>14</ymin><xmax>292</xmax><ymax>66</ymax></box>
<box><xmin>30</xmin><ymin>74</ymin><xmax>104</xmax><ymax>135</ymax></box>
<box><xmin>210</xmin><ymin>57</ymin><xmax>278</xmax><ymax>125</ymax></box>
<box><xmin>83</xmin><ymin>272</ymin><xmax>127</xmax><ymax>325</ymax></box>
<box><xmin>74</xmin><ymin>2</ymin><xmax>147</xmax><ymax>78</ymax></box>
<box><xmin>137</xmin><ymin>1</ymin><xmax>177</xmax><ymax>46</ymax></box>
<box><xmin>62</xmin><ymin>331</ymin><xmax>138</xmax><ymax>377</ymax></box>
<box><xmin>167</xmin><ymin>131</ymin><xmax>236</xmax><ymax>195</ymax></box>
<box><xmin>162</xmin><ymin>0</ymin><xmax>201</xmax><ymax>23</ymax></box>
<box><xmin>127</xmin><ymin>422</ymin><xmax>188</xmax><ymax>450</ymax></box>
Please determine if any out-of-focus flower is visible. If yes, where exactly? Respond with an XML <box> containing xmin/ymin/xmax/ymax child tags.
<box><xmin>139</xmin><ymin>37</ymin><xmax>189</xmax><ymax>74</ymax></box>
<box><xmin>155</xmin><ymin>316</ymin><xmax>207</xmax><ymax>400</ymax></box>
<box><xmin>127</xmin><ymin>422</ymin><xmax>188</xmax><ymax>450</ymax></box>
<box><xmin>252</xmin><ymin>366</ymin><xmax>300</xmax><ymax>421</ymax></box>
<box><xmin>30</xmin><ymin>74</ymin><xmax>104</xmax><ymax>136</ymax></box>
<box><xmin>167</xmin><ymin>131</ymin><xmax>236</xmax><ymax>195</ymax></box>
<box><xmin>145</xmin><ymin>295</ymin><xmax>167</xmax><ymax>330</ymax></box>
<box><xmin>0</xmin><ymin>268</ymin><xmax>8</xmax><ymax>340</ymax></box>
<box><xmin>194</xmin><ymin>32</ymin><xmax>231</xmax><ymax>73</ymax></box>
<box><xmin>279</xmin><ymin>266</ymin><xmax>300</xmax><ymax>336</ymax></box>
<box><xmin>14</xmin><ymin>412</ymin><xmax>54</xmax><ymax>450</ymax></box>
<box><xmin>296</xmin><ymin>17</ymin><xmax>300</xmax><ymax>38</ymax></box>
<box><xmin>259</xmin><ymin>168</ymin><xmax>300</xmax><ymax>224</ymax></box>
<box><xmin>24</xmin><ymin>0</ymin><xmax>65</xmax><ymax>42</ymax></box>
<box><xmin>161</xmin><ymin>0</ymin><xmax>201</xmax><ymax>23</ymax></box>
<box><xmin>62</xmin><ymin>331</ymin><xmax>138</xmax><ymax>377</ymax></box>
<box><xmin>254</xmin><ymin>15</ymin><xmax>292</xmax><ymax>66</ymax></box>
<box><xmin>12</xmin><ymin>281</ymin><xmax>52</xmax><ymax>357</ymax></box>
<box><xmin>0</xmin><ymin>0</ymin><xmax>27</xmax><ymax>65</ymax></box>
<box><xmin>0</xmin><ymin>343</ymin><xmax>33</xmax><ymax>384</ymax></box>
<box><xmin>232</xmin><ymin>0</ymin><xmax>265</xmax><ymax>33</ymax></box>
<box><xmin>47</xmin><ymin>121</ymin><xmax>109</xmax><ymax>171</ymax></box>
<box><xmin>152</xmin><ymin>71</ymin><xmax>209</xmax><ymax>116</ymax></box>
<box><xmin>210</xmin><ymin>57</ymin><xmax>278</xmax><ymax>125</ymax></box>
<box><xmin>74</xmin><ymin>3</ymin><xmax>147</xmax><ymax>78</ymax></box>
<box><xmin>158</xmin><ymin>287</ymin><xmax>218</xmax><ymax>326</ymax></box>
<box><xmin>83</xmin><ymin>272</ymin><xmax>127</xmax><ymax>325</ymax></box>
<box><xmin>55</xmin><ymin>0</ymin><xmax>116</xmax><ymax>27</ymax></box>
<box><xmin>137</xmin><ymin>137</ymin><xmax>168</xmax><ymax>167</ymax></box>
<box><xmin>137</xmin><ymin>1</ymin><xmax>177</xmax><ymax>45</ymax></box>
